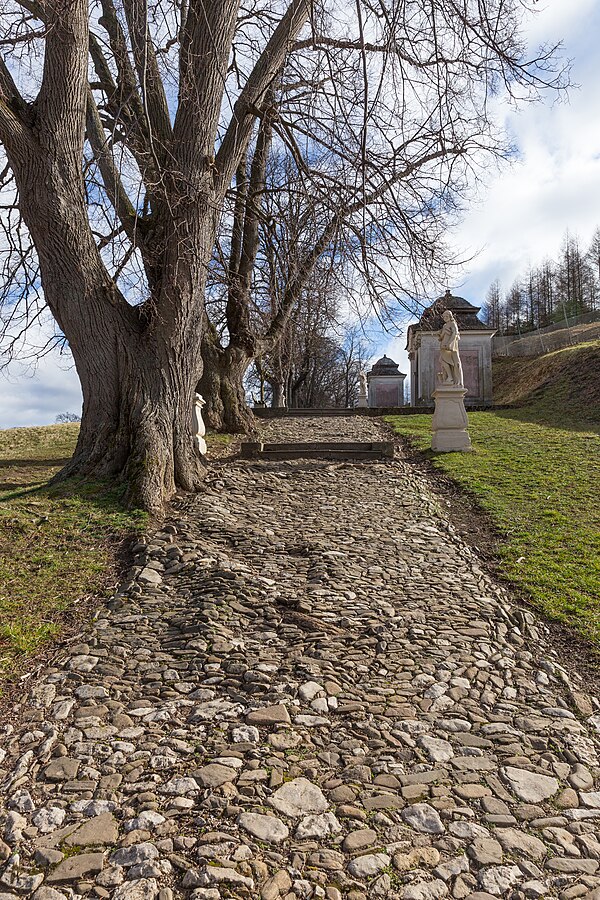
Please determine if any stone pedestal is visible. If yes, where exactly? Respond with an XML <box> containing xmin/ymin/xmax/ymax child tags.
<box><xmin>431</xmin><ymin>384</ymin><xmax>472</xmax><ymax>452</ymax></box>
<box><xmin>355</xmin><ymin>396</ymin><xmax>368</xmax><ymax>408</ymax></box>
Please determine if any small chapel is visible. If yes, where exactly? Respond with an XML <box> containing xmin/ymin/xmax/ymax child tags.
<box><xmin>406</xmin><ymin>289</ymin><xmax>496</xmax><ymax>407</ymax></box>
<box><xmin>366</xmin><ymin>354</ymin><xmax>407</xmax><ymax>408</ymax></box>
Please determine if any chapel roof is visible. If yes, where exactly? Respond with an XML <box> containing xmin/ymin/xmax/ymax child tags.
<box><xmin>368</xmin><ymin>354</ymin><xmax>402</xmax><ymax>376</ymax></box>
<box><xmin>406</xmin><ymin>289</ymin><xmax>490</xmax><ymax>348</ymax></box>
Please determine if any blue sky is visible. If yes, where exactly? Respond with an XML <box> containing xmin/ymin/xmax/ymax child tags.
<box><xmin>2</xmin><ymin>0</ymin><xmax>600</xmax><ymax>426</ymax></box>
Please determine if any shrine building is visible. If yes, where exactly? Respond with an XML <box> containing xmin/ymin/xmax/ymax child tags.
<box><xmin>406</xmin><ymin>290</ymin><xmax>496</xmax><ymax>407</ymax></box>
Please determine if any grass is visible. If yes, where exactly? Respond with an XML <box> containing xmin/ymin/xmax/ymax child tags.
<box><xmin>0</xmin><ymin>423</ymin><xmax>234</xmax><ymax>688</ymax></box>
<box><xmin>386</xmin><ymin>365</ymin><xmax>600</xmax><ymax>645</ymax></box>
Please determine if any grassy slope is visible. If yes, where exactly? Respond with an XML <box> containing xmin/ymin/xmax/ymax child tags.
<box><xmin>0</xmin><ymin>424</ymin><xmax>146</xmax><ymax>683</ymax></box>
<box><xmin>387</xmin><ymin>341</ymin><xmax>600</xmax><ymax>646</ymax></box>
<box><xmin>494</xmin><ymin>340</ymin><xmax>600</xmax><ymax>415</ymax></box>
<box><xmin>0</xmin><ymin>424</ymin><xmax>233</xmax><ymax>687</ymax></box>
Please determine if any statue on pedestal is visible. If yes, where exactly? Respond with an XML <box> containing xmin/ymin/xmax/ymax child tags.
<box><xmin>431</xmin><ymin>310</ymin><xmax>471</xmax><ymax>451</ymax></box>
<box><xmin>437</xmin><ymin>310</ymin><xmax>464</xmax><ymax>387</ymax></box>
<box><xmin>192</xmin><ymin>392</ymin><xmax>207</xmax><ymax>456</ymax></box>
<box><xmin>356</xmin><ymin>370</ymin><xmax>368</xmax><ymax>407</ymax></box>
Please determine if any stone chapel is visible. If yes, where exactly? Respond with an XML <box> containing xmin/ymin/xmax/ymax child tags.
<box><xmin>406</xmin><ymin>289</ymin><xmax>496</xmax><ymax>407</ymax></box>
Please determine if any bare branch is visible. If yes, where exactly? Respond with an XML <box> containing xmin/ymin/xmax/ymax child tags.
<box><xmin>214</xmin><ymin>0</ymin><xmax>312</xmax><ymax>193</ymax></box>
<box><xmin>85</xmin><ymin>87</ymin><xmax>145</xmax><ymax>251</ymax></box>
<box><xmin>121</xmin><ymin>0</ymin><xmax>173</xmax><ymax>155</ymax></box>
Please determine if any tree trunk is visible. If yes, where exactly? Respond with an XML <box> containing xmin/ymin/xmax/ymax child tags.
<box><xmin>198</xmin><ymin>334</ymin><xmax>256</xmax><ymax>433</ymax></box>
<box><xmin>9</xmin><ymin>134</ymin><xmax>208</xmax><ymax>513</ymax></box>
<box><xmin>60</xmin><ymin>320</ymin><xmax>206</xmax><ymax>511</ymax></box>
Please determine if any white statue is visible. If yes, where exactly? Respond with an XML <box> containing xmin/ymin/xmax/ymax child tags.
<box><xmin>356</xmin><ymin>370</ymin><xmax>369</xmax><ymax>407</ymax></box>
<box><xmin>438</xmin><ymin>310</ymin><xmax>464</xmax><ymax>387</ymax></box>
<box><xmin>192</xmin><ymin>392</ymin><xmax>207</xmax><ymax>456</ymax></box>
<box><xmin>359</xmin><ymin>371</ymin><xmax>367</xmax><ymax>398</ymax></box>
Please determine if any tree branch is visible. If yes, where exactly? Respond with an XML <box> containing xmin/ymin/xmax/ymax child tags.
<box><xmin>261</xmin><ymin>145</ymin><xmax>461</xmax><ymax>350</ymax></box>
<box><xmin>122</xmin><ymin>0</ymin><xmax>173</xmax><ymax>157</ymax></box>
<box><xmin>85</xmin><ymin>87</ymin><xmax>145</xmax><ymax>252</ymax></box>
<box><xmin>36</xmin><ymin>0</ymin><xmax>89</xmax><ymax>148</ymax></box>
<box><xmin>226</xmin><ymin>98</ymin><xmax>274</xmax><ymax>352</ymax></box>
<box><xmin>214</xmin><ymin>0</ymin><xmax>311</xmax><ymax>194</ymax></box>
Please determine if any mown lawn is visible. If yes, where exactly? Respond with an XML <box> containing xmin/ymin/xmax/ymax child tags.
<box><xmin>0</xmin><ymin>423</ymin><xmax>233</xmax><ymax>687</ymax></box>
<box><xmin>387</xmin><ymin>410</ymin><xmax>600</xmax><ymax>645</ymax></box>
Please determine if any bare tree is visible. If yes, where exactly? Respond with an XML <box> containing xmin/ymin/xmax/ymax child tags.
<box><xmin>56</xmin><ymin>412</ymin><xmax>82</xmax><ymax>423</ymax></box>
<box><xmin>0</xmin><ymin>0</ymin><xmax>567</xmax><ymax>508</ymax></box>
<box><xmin>0</xmin><ymin>0</ymin><xmax>313</xmax><ymax>509</ymax></box>
<box><xmin>200</xmin><ymin>1</ymin><xmax>570</xmax><ymax>430</ymax></box>
<box><xmin>487</xmin><ymin>227</ymin><xmax>600</xmax><ymax>334</ymax></box>
<box><xmin>586</xmin><ymin>228</ymin><xmax>600</xmax><ymax>310</ymax></box>
<box><xmin>482</xmin><ymin>279</ymin><xmax>502</xmax><ymax>330</ymax></box>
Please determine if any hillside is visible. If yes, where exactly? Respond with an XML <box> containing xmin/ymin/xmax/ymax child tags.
<box><xmin>493</xmin><ymin>340</ymin><xmax>600</xmax><ymax>423</ymax></box>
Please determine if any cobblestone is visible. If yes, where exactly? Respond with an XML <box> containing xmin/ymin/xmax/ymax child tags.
<box><xmin>1</xmin><ymin>415</ymin><xmax>599</xmax><ymax>899</ymax></box>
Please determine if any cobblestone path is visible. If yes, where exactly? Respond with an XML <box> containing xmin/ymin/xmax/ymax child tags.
<box><xmin>1</xmin><ymin>416</ymin><xmax>600</xmax><ymax>900</ymax></box>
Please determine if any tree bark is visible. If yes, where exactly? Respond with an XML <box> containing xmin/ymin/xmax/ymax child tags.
<box><xmin>198</xmin><ymin>329</ymin><xmax>256</xmax><ymax>433</ymax></box>
<box><xmin>17</xmin><ymin>161</ymin><xmax>208</xmax><ymax>510</ymax></box>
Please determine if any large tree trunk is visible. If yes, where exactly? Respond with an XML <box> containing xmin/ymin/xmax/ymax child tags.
<box><xmin>7</xmin><ymin>129</ymin><xmax>208</xmax><ymax>512</ymax></box>
<box><xmin>198</xmin><ymin>333</ymin><xmax>256</xmax><ymax>434</ymax></box>
<box><xmin>63</xmin><ymin>320</ymin><xmax>206</xmax><ymax>510</ymax></box>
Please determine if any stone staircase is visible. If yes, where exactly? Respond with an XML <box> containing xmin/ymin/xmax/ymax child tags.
<box><xmin>240</xmin><ymin>440</ymin><xmax>395</xmax><ymax>461</ymax></box>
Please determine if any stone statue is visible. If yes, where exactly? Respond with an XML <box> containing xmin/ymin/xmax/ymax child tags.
<box><xmin>438</xmin><ymin>310</ymin><xmax>464</xmax><ymax>387</ymax></box>
<box><xmin>192</xmin><ymin>392</ymin><xmax>207</xmax><ymax>456</ymax></box>
<box><xmin>359</xmin><ymin>371</ymin><xmax>367</xmax><ymax>398</ymax></box>
<box><xmin>356</xmin><ymin>370</ymin><xmax>368</xmax><ymax>407</ymax></box>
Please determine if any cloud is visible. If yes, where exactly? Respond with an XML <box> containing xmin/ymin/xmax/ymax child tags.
<box><xmin>448</xmin><ymin>0</ymin><xmax>600</xmax><ymax>304</ymax></box>
<box><xmin>0</xmin><ymin>346</ymin><xmax>82</xmax><ymax>429</ymax></box>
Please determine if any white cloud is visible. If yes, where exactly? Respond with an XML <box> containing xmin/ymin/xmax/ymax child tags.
<box><xmin>524</xmin><ymin>0</ymin><xmax>598</xmax><ymax>44</ymax></box>
<box><xmin>450</xmin><ymin>0</ymin><xmax>600</xmax><ymax>304</ymax></box>
<box><xmin>0</xmin><ymin>346</ymin><xmax>82</xmax><ymax>429</ymax></box>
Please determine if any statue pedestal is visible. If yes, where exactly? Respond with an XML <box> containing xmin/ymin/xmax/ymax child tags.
<box><xmin>431</xmin><ymin>384</ymin><xmax>472</xmax><ymax>452</ymax></box>
<box><xmin>355</xmin><ymin>396</ymin><xmax>368</xmax><ymax>408</ymax></box>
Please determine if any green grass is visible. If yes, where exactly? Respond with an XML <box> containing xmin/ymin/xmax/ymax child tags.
<box><xmin>0</xmin><ymin>424</ymin><xmax>147</xmax><ymax>684</ymax></box>
<box><xmin>387</xmin><ymin>407</ymin><xmax>600</xmax><ymax>645</ymax></box>
<box><xmin>0</xmin><ymin>423</ymin><xmax>234</xmax><ymax>686</ymax></box>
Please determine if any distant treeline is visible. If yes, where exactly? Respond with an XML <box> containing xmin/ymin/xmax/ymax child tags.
<box><xmin>482</xmin><ymin>229</ymin><xmax>600</xmax><ymax>333</ymax></box>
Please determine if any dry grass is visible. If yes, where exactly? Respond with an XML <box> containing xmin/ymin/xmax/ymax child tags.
<box><xmin>494</xmin><ymin>340</ymin><xmax>600</xmax><ymax>419</ymax></box>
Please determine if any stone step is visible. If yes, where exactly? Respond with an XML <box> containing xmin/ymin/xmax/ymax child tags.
<box><xmin>253</xmin><ymin>408</ymin><xmax>356</xmax><ymax>417</ymax></box>
<box><xmin>253</xmin><ymin>407</ymin><xmax>411</xmax><ymax>417</ymax></box>
<box><xmin>240</xmin><ymin>441</ymin><xmax>395</xmax><ymax>461</ymax></box>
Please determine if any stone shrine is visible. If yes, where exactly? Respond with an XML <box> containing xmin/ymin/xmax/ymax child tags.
<box><xmin>366</xmin><ymin>355</ymin><xmax>407</xmax><ymax>407</ymax></box>
<box><xmin>406</xmin><ymin>289</ymin><xmax>496</xmax><ymax>406</ymax></box>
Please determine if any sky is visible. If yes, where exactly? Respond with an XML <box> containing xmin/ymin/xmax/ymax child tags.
<box><xmin>2</xmin><ymin>0</ymin><xmax>600</xmax><ymax>427</ymax></box>
<box><xmin>381</xmin><ymin>0</ymin><xmax>600</xmax><ymax>375</ymax></box>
